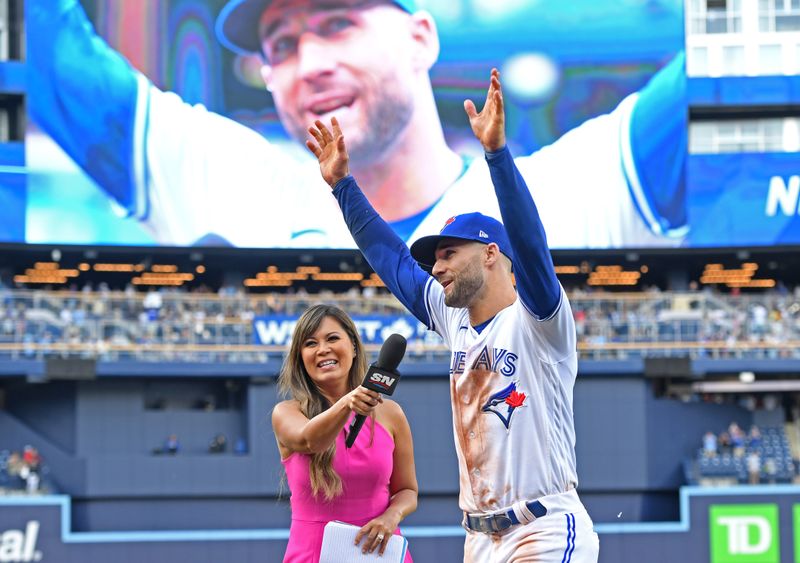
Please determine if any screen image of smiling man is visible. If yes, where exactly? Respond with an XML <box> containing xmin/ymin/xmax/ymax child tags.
<box><xmin>28</xmin><ymin>0</ymin><xmax>687</xmax><ymax>249</ymax></box>
<box><xmin>219</xmin><ymin>0</ymin><xmax>425</xmax><ymax>168</ymax></box>
<box><xmin>217</xmin><ymin>0</ymin><xmax>468</xmax><ymax>240</ymax></box>
<box><xmin>215</xmin><ymin>0</ymin><xmax>685</xmax><ymax>248</ymax></box>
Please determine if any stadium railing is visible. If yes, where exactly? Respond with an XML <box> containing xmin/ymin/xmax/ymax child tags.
<box><xmin>0</xmin><ymin>288</ymin><xmax>798</xmax><ymax>362</ymax></box>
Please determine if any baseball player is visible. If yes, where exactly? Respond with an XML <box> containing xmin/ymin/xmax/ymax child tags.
<box><xmin>307</xmin><ymin>69</ymin><xmax>598</xmax><ymax>561</ymax></box>
<box><xmin>28</xmin><ymin>0</ymin><xmax>686</xmax><ymax>249</ymax></box>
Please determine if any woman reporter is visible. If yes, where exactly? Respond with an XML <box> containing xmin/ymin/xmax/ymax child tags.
<box><xmin>272</xmin><ymin>304</ymin><xmax>417</xmax><ymax>562</ymax></box>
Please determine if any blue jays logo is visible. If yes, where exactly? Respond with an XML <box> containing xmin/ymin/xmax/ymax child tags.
<box><xmin>481</xmin><ymin>381</ymin><xmax>526</xmax><ymax>429</ymax></box>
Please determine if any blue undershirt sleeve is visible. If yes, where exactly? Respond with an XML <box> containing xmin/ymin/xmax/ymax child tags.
<box><xmin>485</xmin><ymin>147</ymin><xmax>561</xmax><ymax>320</ymax></box>
<box><xmin>28</xmin><ymin>0</ymin><xmax>144</xmax><ymax>212</ymax></box>
<box><xmin>625</xmin><ymin>52</ymin><xmax>688</xmax><ymax>236</ymax></box>
<box><xmin>333</xmin><ymin>177</ymin><xmax>434</xmax><ymax>328</ymax></box>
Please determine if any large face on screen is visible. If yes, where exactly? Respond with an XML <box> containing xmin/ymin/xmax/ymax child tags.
<box><xmin>258</xmin><ymin>0</ymin><xmax>420</xmax><ymax>164</ymax></box>
<box><xmin>23</xmin><ymin>0</ymin><xmax>689</xmax><ymax>249</ymax></box>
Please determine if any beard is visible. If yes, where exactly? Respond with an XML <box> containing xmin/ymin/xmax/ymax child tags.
<box><xmin>279</xmin><ymin>78</ymin><xmax>414</xmax><ymax>166</ymax></box>
<box><xmin>444</xmin><ymin>259</ymin><xmax>485</xmax><ymax>309</ymax></box>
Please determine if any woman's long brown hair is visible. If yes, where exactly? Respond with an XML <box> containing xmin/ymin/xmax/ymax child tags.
<box><xmin>278</xmin><ymin>304</ymin><xmax>368</xmax><ymax>500</ymax></box>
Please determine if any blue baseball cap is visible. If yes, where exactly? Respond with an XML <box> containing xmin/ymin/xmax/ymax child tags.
<box><xmin>409</xmin><ymin>213</ymin><xmax>514</xmax><ymax>267</ymax></box>
<box><xmin>216</xmin><ymin>0</ymin><xmax>418</xmax><ymax>56</ymax></box>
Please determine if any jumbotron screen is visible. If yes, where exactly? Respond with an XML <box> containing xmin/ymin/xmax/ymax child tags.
<box><xmin>23</xmin><ymin>0</ymin><xmax>687</xmax><ymax>250</ymax></box>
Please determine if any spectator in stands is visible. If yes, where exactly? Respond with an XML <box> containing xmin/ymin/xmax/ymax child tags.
<box><xmin>763</xmin><ymin>457</ymin><xmax>777</xmax><ymax>484</ymax></box>
<box><xmin>234</xmin><ymin>437</ymin><xmax>248</xmax><ymax>455</ymax></box>
<box><xmin>747</xmin><ymin>425</ymin><xmax>762</xmax><ymax>449</ymax></box>
<box><xmin>763</xmin><ymin>395</ymin><xmax>779</xmax><ymax>411</ymax></box>
<box><xmin>143</xmin><ymin>290</ymin><xmax>163</xmax><ymax>322</ymax></box>
<box><xmin>750</xmin><ymin>303</ymin><xmax>768</xmax><ymax>339</ymax></box>
<box><xmin>729</xmin><ymin>422</ymin><xmax>746</xmax><ymax>457</ymax></box>
<box><xmin>739</xmin><ymin>395</ymin><xmax>757</xmax><ymax>411</ymax></box>
<box><xmin>718</xmin><ymin>432</ymin><xmax>732</xmax><ymax>456</ymax></box>
<box><xmin>702</xmin><ymin>431</ymin><xmax>717</xmax><ymax>457</ymax></box>
<box><xmin>164</xmin><ymin>434</ymin><xmax>180</xmax><ymax>455</ymax></box>
<box><xmin>578</xmin><ymin>308</ymin><xmax>592</xmax><ymax>338</ymax></box>
<box><xmin>196</xmin><ymin>394</ymin><xmax>217</xmax><ymax>411</ymax></box>
<box><xmin>6</xmin><ymin>451</ymin><xmax>25</xmax><ymax>489</ymax></box>
<box><xmin>22</xmin><ymin>445</ymin><xmax>41</xmax><ymax>472</ymax></box>
<box><xmin>746</xmin><ymin>451</ymin><xmax>761</xmax><ymax>485</ymax></box>
<box><xmin>15</xmin><ymin>446</ymin><xmax>42</xmax><ymax>494</ymax></box>
<box><xmin>272</xmin><ymin>304</ymin><xmax>417</xmax><ymax>560</ymax></box>
<box><xmin>22</xmin><ymin>465</ymin><xmax>40</xmax><ymax>494</ymax></box>
<box><xmin>208</xmin><ymin>434</ymin><xmax>228</xmax><ymax>454</ymax></box>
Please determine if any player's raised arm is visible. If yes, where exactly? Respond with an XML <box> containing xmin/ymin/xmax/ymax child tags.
<box><xmin>29</xmin><ymin>0</ymin><xmax>275</xmax><ymax>243</ymax></box>
<box><xmin>28</xmin><ymin>0</ymin><xmax>143</xmax><ymax>208</ymax></box>
<box><xmin>307</xmin><ymin>119</ymin><xmax>435</xmax><ymax>328</ymax></box>
<box><xmin>625</xmin><ymin>52</ymin><xmax>688</xmax><ymax>236</ymax></box>
<box><xmin>464</xmin><ymin>69</ymin><xmax>561</xmax><ymax>320</ymax></box>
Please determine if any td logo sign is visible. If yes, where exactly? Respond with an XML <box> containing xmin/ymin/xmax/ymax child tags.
<box><xmin>710</xmin><ymin>504</ymin><xmax>779</xmax><ymax>563</ymax></box>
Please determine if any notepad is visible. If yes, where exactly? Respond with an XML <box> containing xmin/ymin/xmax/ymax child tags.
<box><xmin>320</xmin><ymin>520</ymin><xmax>408</xmax><ymax>562</ymax></box>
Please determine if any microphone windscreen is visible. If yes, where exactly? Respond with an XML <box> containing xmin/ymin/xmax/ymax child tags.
<box><xmin>375</xmin><ymin>333</ymin><xmax>407</xmax><ymax>371</ymax></box>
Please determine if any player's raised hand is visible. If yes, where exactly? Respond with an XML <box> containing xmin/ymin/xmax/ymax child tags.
<box><xmin>464</xmin><ymin>68</ymin><xmax>506</xmax><ymax>153</ymax></box>
<box><xmin>306</xmin><ymin>117</ymin><xmax>350</xmax><ymax>188</ymax></box>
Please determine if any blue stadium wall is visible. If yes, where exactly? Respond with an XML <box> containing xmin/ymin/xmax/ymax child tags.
<box><xmin>2</xmin><ymin>358</ymin><xmax>776</xmax><ymax>562</ymax></box>
<box><xmin>3</xmin><ymin>486</ymin><xmax>800</xmax><ymax>562</ymax></box>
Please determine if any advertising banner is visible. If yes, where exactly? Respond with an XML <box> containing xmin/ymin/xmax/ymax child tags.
<box><xmin>252</xmin><ymin>314</ymin><xmax>438</xmax><ymax>346</ymax></box>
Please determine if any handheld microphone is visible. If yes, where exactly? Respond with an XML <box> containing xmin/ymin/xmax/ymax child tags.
<box><xmin>345</xmin><ymin>333</ymin><xmax>406</xmax><ymax>448</ymax></box>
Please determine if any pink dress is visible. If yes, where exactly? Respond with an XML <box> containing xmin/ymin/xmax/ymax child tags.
<box><xmin>281</xmin><ymin>414</ymin><xmax>413</xmax><ymax>562</ymax></box>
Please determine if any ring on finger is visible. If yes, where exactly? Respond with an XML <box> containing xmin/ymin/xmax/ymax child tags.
<box><xmin>376</xmin><ymin>533</ymin><xmax>385</xmax><ymax>542</ymax></box>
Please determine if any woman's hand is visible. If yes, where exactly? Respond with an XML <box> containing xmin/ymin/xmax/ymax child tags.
<box><xmin>354</xmin><ymin>509</ymin><xmax>401</xmax><ymax>556</ymax></box>
<box><xmin>345</xmin><ymin>386</ymin><xmax>382</xmax><ymax>416</ymax></box>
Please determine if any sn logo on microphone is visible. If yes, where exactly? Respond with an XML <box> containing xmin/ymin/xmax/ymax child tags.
<box><xmin>369</xmin><ymin>372</ymin><xmax>397</xmax><ymax>390</ymax></box>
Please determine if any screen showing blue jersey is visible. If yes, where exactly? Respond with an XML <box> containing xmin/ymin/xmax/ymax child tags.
<box><xmin>19</xmin><ymin>0</ymin><xmax>696</xmax><ymax>250</ymax></box>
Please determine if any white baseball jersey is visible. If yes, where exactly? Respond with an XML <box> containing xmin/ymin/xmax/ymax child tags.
<box><xmin>331</xmin><ymin>140</ymin><xmax>599</xmax><ymax>562</ymax></box>
<box><xmin>423</xmin><ymin>277</ymin><xmax>579</xmax><ymax>514</ymax></box>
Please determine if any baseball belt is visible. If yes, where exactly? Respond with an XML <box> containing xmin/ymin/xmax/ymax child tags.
<box><xmin>464</xmin><ymin>499</ymin><xmax>548</xmax><ymax>534</ymax></box>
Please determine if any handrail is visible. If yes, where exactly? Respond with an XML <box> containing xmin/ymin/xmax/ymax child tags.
<box><xmin>2</xmin><ymin>287</ymin><xmax>796</xmax><ymax>303</ymax></box>
<box><xmin>2</xmin><ymin>287</ymin><xmax>799</xmax><ymax>361</ymax></box>
<box><xmin>1</xmin><ymin>339</ymin><xmax>799</xmax><ymax>361</ymax></box>
<box><xmin>1</xmin><ymin>340</ymin><xmax>799</xmax><ymax>352</ymax></box>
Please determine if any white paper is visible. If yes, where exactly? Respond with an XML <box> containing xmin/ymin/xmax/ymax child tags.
<box><xmin>320</xmin><ymin>520</ymin><xmax>408</xmax><ymax>563</ymax></box>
